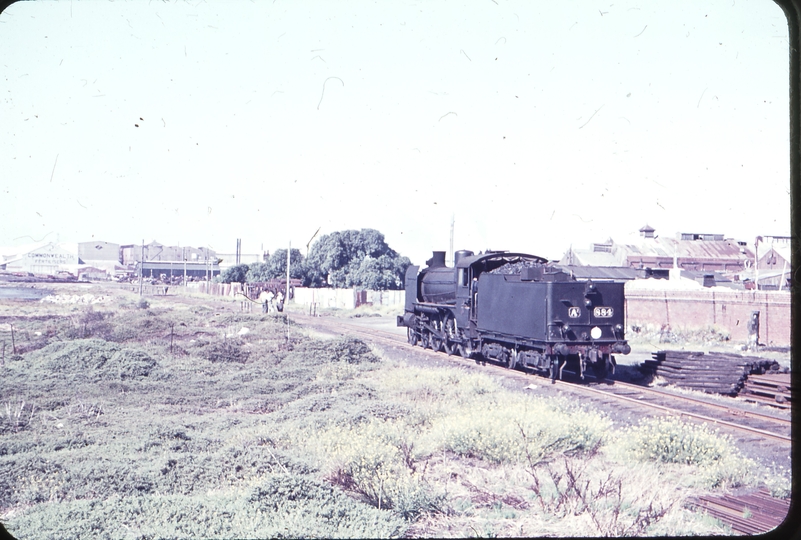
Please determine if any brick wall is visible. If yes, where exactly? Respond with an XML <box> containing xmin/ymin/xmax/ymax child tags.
<box><xmin>625</xmin><ymin>289</ymin><xmax>791</xmax><ymax>346</ymax></box>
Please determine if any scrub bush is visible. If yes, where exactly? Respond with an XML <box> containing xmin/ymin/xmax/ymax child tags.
<box><xmin>295</xmin><ymin>337</ymin><xmax>379</xmax><ymax>365</ymax></box>
<box><xmin>619</xmin><ymin>416</ymin><xmax>758</xmax><ymax>488</ymax></box>
<box><xmin>8</xmin><ymin>478</ymin><xmax>407</xmax><ymax>540</ymax></box>
<box><xmin>431</xmin><ymin>397</ymin><xmax>610</xmax><ymax>465</ymax></box>
<box><xmin>196</xmin><ymin>338</ymin><xmax>251</xmax><ymax>364</ymax></box>
<box><xmin>319</xmin><ymin>419</ymin><xmax>445</xmax><ymax>520</ymax></box>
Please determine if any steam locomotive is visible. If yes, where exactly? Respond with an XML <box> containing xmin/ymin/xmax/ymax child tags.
<box><xmin>397</xmin><ymin>250</ymin><xmax>631</xmax><ymax>380</ymax></box>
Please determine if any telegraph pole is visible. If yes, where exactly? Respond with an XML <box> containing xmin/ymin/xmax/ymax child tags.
<box><xmin>138</xmin><ymin>239</ymin><xmax>144</xmax><ymax>296</ymax></box>
<box><xmin>286</xmin><ymin>241</ymin><xmax>291</xmax><ymax>307</ymax></box>
<box><xmin>449</xmin><ymin>214</ymin><xmax>455</xmax><ymax>266</ymax></box>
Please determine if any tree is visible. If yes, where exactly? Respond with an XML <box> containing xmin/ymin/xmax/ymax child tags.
<box><xmin>245</xmin><ymin>261</ymin><xmax>271</xmax><ymax>282</ymax></box>
<box><xmin>219</xmin><ymin>264</ymin><xmax>249</xmax><ymax>284</ymax></box>
<box><xmin>267</xmin><ymin>248</ymin><xmax>306</xmax><ymax>281</ymax></box>
<box><xmin>305</xmin><ymin>228</ymin><xmax>410</xmax><ymax>289</ymax></box>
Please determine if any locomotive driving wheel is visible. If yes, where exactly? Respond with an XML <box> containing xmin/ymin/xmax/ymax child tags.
<box><xmin>430</xmin><ymin>333</ymin><xmax>443</xmax><ymax>352</ymax></box>
<box><xmin>407</xmin><ymin>327</ymin><xmax>418</xmax><ymax>346</ymax></box>
<box><xmin>420</xmin><ymin>330</ymin><xmax>431</xmax><ymax>349</ymax></box>
<box><xmin>442</xmin><ymin>315</ymin><xmax>456</xmax><ymax>355</ymax></box>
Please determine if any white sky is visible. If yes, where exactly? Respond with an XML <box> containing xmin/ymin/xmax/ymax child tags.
<box><xmin>0</xmin><ymin>0</ymin><xmax>791</xmax><ymax>265</ymax></box>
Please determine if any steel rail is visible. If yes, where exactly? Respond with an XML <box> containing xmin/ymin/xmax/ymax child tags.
<box><xmin>584</xmin><ymin>376</ymin><xmax>792</xmax><ymax>427</ymax></box>
<box><xmin>291</xmin><ymin>314</ymin><xmax>793</xmax><ymax>444</ymax></box>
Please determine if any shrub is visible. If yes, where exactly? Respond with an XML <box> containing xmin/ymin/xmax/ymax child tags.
<box><xmin>431</xmin><ymin>397</ymin><xmax>610</xmax><ymax>465</ymax></box>
<box><xmin>197</xmin><ymin>339</ymin><xmax>251</xmax><ymax>364</ymax></box>
<box><xmin>25</xmin><ymin>339</ymin><xmax>121</xmax><ymax>373</ymax></box>
<box><xmin>21</xmin><ymin>339</ymin><xmax>157</xmax><ymax>381</ymax></box>
<box><xmin>318</xmin><ymin>419</ymin><xmax>445</xmax><ymax>519</ymax></box>
<box><xmin>249</xmin><ymin>472</ymin><xmax>409</xmax><ymax>535</ymax></box>
<box><xmin>107</xmin><ymin>349</ymin><xmax>157</xmax><ymax>379</ymax></box>
<box><xmin>619</xmin><ymin>416</ymin><xmax>758</xmax><ymax>488</ymax></box>
<box><xmin>525</xmin><ymin>458</ymin><xmax>677</xmax><ymax>536</ymax></box>
<box><xmin>7</xmin><ymin>480</ymin><xmax>407</xmax><ymax>539</ymax></box>
<box><xmin>295</xmin><ymin>337</ymin><xmax>378</xmax><ymax>365</ymax></box>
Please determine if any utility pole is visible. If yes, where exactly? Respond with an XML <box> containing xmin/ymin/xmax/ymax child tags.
<box><xmin>236</xmin><ymin>238</ymin><xmax>241</xmax><ymax>265</ymax></box>
<box><xmin>754</xmin><ymin>236</ymin><xmax>761</xmax><ymax>290</ymax></box>
<box><xmin>449</xmin><ymin>214</ymin><xmax>455</xmax><ymax>266</ymax></box>
<box><xmin>286</xmin><ymin>241</ymin><xmax>291</xmax><ymax>307</ymax></box>
<box><xmin>139</xmin><ymin>239</ymin><xmax>144</xmax><ymax>296</ymax></box>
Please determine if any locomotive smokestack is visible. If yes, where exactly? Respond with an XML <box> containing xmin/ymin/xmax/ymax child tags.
<box><xmin>426</xmin><ymin>251</ymin><xmax>447</xmax><ymax>268</ymax></box>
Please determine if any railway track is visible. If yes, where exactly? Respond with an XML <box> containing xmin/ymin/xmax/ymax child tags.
<box><xmin>293</xmin><ymin>313</ymin><xmax>792</xmax><ymax>446</ymax></box>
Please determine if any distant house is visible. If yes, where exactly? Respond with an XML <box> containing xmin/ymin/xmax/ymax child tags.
<box><xmin>559</xmin><ymin>225</ymin><xmax>754</xmax><ymax>275</ymax></box>
<box><xmin>755</xmin><ymin>236</ymin><xmax>792</xmax><ymax>290</ymax></box>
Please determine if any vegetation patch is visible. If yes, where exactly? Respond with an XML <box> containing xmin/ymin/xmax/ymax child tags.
<box><xmin>195</xmin><ymin>338</ymin><xmax>251</xmax><ymax>364</ymax></box>
<box><xmin>1</xmin><ymin>285</ymin><xmax>786</xmax><ymax>538</ymax></box>
<box><xmin>616</xmin><ymin>416</ymin><xmax>759</xmax><ymax>488</ymax></box>
<box><xmin>295</xmin><ymin>337</ymin><xmax>379</xmax><ymax>365</ymax></box>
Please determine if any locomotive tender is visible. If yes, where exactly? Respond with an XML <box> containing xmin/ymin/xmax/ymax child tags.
<box><xmin>397</xmin><ymin>250</ymin><xmax>631</xmax><ymax>380</ymax></box>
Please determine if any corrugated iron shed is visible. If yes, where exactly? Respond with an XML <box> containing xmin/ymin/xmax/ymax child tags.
<box><xmin>557</xmin><ymin>265</ymin><xmax>643</xmax><ymax>281</ymax></box>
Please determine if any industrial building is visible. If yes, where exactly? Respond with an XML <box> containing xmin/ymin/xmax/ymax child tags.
<box><xmin>0</xmin><ymin>242</ymin><xmax>79</xmax><ymax>275</ymax></box>
<box><xmin>559</xmin><ymin>225</ymin><xmax>755</xmax><ymax>274</ymax></box>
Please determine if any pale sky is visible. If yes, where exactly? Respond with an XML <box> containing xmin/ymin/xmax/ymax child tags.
<box><xmin>0</xmin><ymin>0</ymin><xmax>791</xmax><ymax>265</ymax></box>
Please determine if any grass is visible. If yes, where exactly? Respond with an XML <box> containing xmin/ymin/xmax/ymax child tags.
<box><xmin>0</xmin><ymin>283</ymin><xmax>788</xmax><ymax>537</ymax></box>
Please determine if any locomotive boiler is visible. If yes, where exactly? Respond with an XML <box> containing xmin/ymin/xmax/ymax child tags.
<box><xmin>397</xmin><ymin>250</ymin><xmax>631</xmax><ymax>380</ymax></box>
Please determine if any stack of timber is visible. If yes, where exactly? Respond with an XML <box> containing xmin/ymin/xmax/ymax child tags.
<box><xmin>641</xmin><ymin>351</ymin><xmax>784</xmax><ymax>396</ymax></box>
<box><xmin>740</xmin><ymin>373</ymin><xmax>793</xmax><ymax>409</ymax></box>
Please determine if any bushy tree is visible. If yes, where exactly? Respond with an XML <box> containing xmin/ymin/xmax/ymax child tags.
<box><xmin>245</xmin><ymin>261</ymin><xmax>271</xmax><ymax>283</ymax></box>
<box><xmin>305</xmin><ymin>229</ymin><xmax>410</xmax><ymax>289</ymax></box>
<box><xmin>219</xmin><ymin>264</ymin><xmax>249</xmax><ymax>284</ymax></box>
<box><xmin>267</xmin><ymin>248</ymin><xmax>306</xmax><ymax>281</ymax></box>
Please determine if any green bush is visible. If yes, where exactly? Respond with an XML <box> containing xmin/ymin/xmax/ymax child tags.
<box><xmin>7</xmin><ymin>478</ymin><xmax>407</xmax><ymax>539</ymax></box>
<box><xmin>295</xmin><ymin>337</ymin><xmax>379</xmax><ymax>365</ymax></box>
<box><xmin>108</xmin><ymin>349</ymin><xmax>157</xmax><ymax>379</ymax></box>
<box><xmin>21</xmin><ymin>339</ymin><xmax>157</xmax><ymax>381</ymax></box>
<box><xmin>196</xmin><ymin>339</ymin><xmax>251</xmax><ymax>364</ymax></box>
<box><xmin>318</xmin><ymin>419</ymin><xmax>445</xmax><ymax>519</ymax></box>
<box><xmin>431</xmin><ymin>397</ymin><xmax>609</xmax><ymax>465</ymax></box>
<box><xmin>619</xmin><ymin>416</ymin><xmax>758</xmax><ymax>488</ymax></box>
<box><xmin>27</xmin><ymin>338</ymin><xmax>120</xmax><ymax>373</ymax></box>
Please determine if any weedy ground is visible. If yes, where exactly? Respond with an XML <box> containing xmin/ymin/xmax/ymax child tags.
<box><xmin>0</xmin><ymin>283</ymin><xmax>789</xmax><ymax>538</ymax></box>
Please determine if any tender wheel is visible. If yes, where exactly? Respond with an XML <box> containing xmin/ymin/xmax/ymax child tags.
<box><xmin>507</xmin><ymin>351</ymin><xmax>518</xmax><ymax>370</ymax></box>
